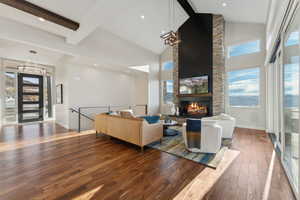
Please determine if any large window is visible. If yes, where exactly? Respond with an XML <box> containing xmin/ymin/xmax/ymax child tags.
<box><xmin>163</xmin><ymin>80</ymin><xmax>174</xmax><ymax>104</ymax></box>
<box><xmin>228</xmin><ymin>40</ymin><xmax>260</xmax><ymax>57</ymax></box>
<box><xmin>4</xmin><ymin>72</ymin><xmax>17</xmax><ymax>123</ymax></box>
<box><xmin>285</xmin><ymin>31</ymin><xmax>299</xmax><ymax>47</ymax></box>
<box><xmin>228</xmin><ymin>68</ymin><xmax>260</xmax><ymax>107</ymax></box>
<box><xmin>162</xmin><ymin>61</ymin><xmax>174</xmax><ymax>71</ymax></box>
<box><xmin>282</xmin><ymin>9</ymin><xmax>299</xmax><ymax>193</ymax></box>
<box><xmin>161</xmin><ymin>61</ymin><xmax>174</xmax><ymax>104</ymax></box>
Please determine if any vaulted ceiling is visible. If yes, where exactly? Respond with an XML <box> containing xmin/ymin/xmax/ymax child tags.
<box><xmin>0</xmin><ymin>0</ymin><xmax>270</xmax><ymax>67</ymax></box>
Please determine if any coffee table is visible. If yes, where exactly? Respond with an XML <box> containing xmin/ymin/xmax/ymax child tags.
<box><xmin>163</xmin><ymin>120</ymin><xmax>180</xmax><ymax>136</ymax></box>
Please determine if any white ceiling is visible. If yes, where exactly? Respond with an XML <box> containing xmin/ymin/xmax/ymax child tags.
<box><xmin>0</xmin><ymin>38</ymin><xmax>65</xmax><ymax>65</ymax></box>
<box><xmin>0</xmin><ymin>0</ymin><xmax>270</xmax><ymax>66</ymax></box>
<box><xmin>190</xmin><ymin>0</ymin><xmax>270</xmax><ymax>24</ymax></box>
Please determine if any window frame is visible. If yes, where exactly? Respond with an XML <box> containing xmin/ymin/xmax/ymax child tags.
<box><xmin>227</xmin><ymin>40</ymin><xmax>261</xmax><ymax>58</ymax></box>
<box><xmin>227</xmin><ymin>66</ymin><xmax>261</xmax><ymax>108</ymax></box>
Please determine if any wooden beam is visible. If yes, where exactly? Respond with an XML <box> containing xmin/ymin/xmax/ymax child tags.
<box><xmin>0</xmin><ymin>0</ymin><xmax>80</xmax><ymax>31</ymax></box>
<box><xmin>177</xmin><ymin>0</ymin><xmax>196</xmax><ymax>17</ymax></box>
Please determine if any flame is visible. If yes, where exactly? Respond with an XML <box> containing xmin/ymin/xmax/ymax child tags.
<box><xmin>187</xmin><ymin>102</ymin><xmax>207</xmax><ymax>115</ymax></box>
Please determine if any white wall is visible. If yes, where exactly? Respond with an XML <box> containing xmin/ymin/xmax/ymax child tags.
<box><xmin>148</xmin><ymin>63</ymin><xmax>160</xmax><ymax>115</ymax></box>
<box><xmin>133</xmin><ymin>72</ymin><xmax>148</xmax><ymax>104</ymax></box>
<box><xmin>54</xmin><ymin>58</ymin><xmax>70</xmax><ymax>129</ymax></box>
<box><xmin>225</xmin><ymin>22</ymin><xmax>267</xmax><ymax>130</ymax></box>
<box><xmin>55</xmin><ymin>62</ymin><xmax>149</xmax><ymax>130</ymax></box>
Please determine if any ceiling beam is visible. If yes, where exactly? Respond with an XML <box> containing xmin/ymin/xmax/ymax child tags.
<box><xmin>0</xmin><ymin>0</ymin><xmax>80</xmax><ymax>31</ymax></box>
<box><xmin>177</xmin><ymin>0</ymin><xmax>196</xmax><ymax>17</ymax></box>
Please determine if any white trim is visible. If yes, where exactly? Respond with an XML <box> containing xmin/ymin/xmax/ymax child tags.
<box><xmin>235</xmin><ymin>125</ymin><xmax>266</xmax><ymax>131</ymax></box>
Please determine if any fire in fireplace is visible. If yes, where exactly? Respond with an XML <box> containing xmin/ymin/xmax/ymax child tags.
<box><xmin>179</xmin><ymin>100</ymin><xmax>211</xmax><ymax>118</ymax></box>
<box><xmin>187</xmin><ymin>102</ymin><xmax>208</xmax><ymax>115</ymax></box>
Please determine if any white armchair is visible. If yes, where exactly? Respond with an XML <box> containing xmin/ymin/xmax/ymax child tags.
<box><xmin>182</xmin><ymin>119</ymin><xmax>222</xmax><ymax>154</ymax></box>
<box><xmin>202</xmin><ymin>113</ymin><xmax>236</xmax><ymax>139</ymax></box>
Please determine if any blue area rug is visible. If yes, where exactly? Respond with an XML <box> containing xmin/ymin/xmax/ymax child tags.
<box><xmin>148</xmin><ymin>130</ymin><xmax>232</xmax><ymax>169</ymax></box>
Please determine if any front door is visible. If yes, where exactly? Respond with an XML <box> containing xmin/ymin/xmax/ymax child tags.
<box><xmin>18</xmin><ymin>73</ymin><xmax>44</xmax><ymax>123</ymax></box>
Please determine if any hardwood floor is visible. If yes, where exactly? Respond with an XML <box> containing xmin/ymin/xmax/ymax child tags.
<box><xmin>0</xmin><ymin>123</ymin><xmax>296</xmax><ymax>200</ymax></box>
<box><xmin>0</xmin><ymin>122</ymin><xmax>204</xmax><ymax>200</ymax></box>
<box><xmin>206</xmin><ymin>128</ymin><xmax>296</xmax><ymax>200</ymax></box>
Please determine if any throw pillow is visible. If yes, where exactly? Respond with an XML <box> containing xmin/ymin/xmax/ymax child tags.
<box><xmin>140</xmin><ymin>115</ymin><xmax>160</xmax><ymax>124</ymax></box>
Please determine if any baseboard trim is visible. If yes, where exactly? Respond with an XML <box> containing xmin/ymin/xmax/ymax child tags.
<box><xmin>56</xmin><ymin>122</ymin><xmax>69</xmax><ymax>130</ymax></box>
<box><xmin>235</xmin><ymin>125</ymin><xmax>266</xmax><ymax>131</ymax></box>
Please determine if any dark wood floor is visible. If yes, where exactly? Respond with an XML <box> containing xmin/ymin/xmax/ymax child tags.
<box><xmin>207</xmin><ymin>128</ymin><xmax>296</xmax><ymax>200</ymax></box>
<box><xmin>0</xmin><ymin>122</ymin><xmax>296</xmax><ymax>200</ymax></box>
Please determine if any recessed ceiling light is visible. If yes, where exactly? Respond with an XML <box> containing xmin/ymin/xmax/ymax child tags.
<box><xmin>140</xmin><ymin>15</ymin><xmax>145</xmax><ymax>19</ymax></box>
<box><xmin>38</xmin><ymin>17</ymin><xmax>45</xmax><ymax>22</ymax></box>
<box><xmin>93</xmin><ymin>64</ymin><xmax>98</xmax><ymax>66</ymax></box>
<box><xmin>222</xmin><ymin>2</ymin><xmax>227</xmax><ymax>7</ymax></box>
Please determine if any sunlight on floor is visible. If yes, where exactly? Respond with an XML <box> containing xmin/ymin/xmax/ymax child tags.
<box><xmin>262</xmin><ymin>149</ymin><xmax>276</xmax><ymax>200</ymax></box>
<box><xmin>0</xmin><ymin>130</ymin><xmax>95</xmax><ymax>153</ymax></box>
<box><xmin>72</xmin><ymin>185</ymin><xmax>104</xmax><ymax>200</ymax></box>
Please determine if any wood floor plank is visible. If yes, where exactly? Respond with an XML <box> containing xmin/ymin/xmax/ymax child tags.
<box><xmin>0</xmin><ymin>123</ymin><xmax>296</xmax><ymax>200</ymax></box>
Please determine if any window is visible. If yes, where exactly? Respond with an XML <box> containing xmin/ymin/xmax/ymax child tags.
<box><xmin>228</xmin><ymin>68</ymin><xmax>260</xmax><ymax>107</ymax></box>
<box><xmin>4</xmin><ymin>72</ymin><xmax>17</xmax><ymax>122</ymax></box>
<box><xmin>163</xmin><ymin>80</ymin><xmax>174</xmax><ymax>104</ymax></box>
<box><xmin>162</xmin><ymin>61</ymin><xmax>174</xmax><ymax>71</ymax></box>
<box><xmin>228</xmin><ymin>40</ymin><xmax>260</xmax><ymax>57</ymax></box>
<box><xmin>285</xmin><ymin>31</ymin><xmax>299</xmax><ymax>47</ymax></box>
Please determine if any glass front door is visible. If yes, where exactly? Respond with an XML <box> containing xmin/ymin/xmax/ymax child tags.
<box><xmin>18</xmin><ymin>73</ymin><xmax>44</xmax><ymax>123</ymax></box>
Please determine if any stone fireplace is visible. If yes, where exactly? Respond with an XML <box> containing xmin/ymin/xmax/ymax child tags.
<box><xmin>172</xmin><ymin>14</ymin><xmax>225</xmax><ymax>117</ymax></box>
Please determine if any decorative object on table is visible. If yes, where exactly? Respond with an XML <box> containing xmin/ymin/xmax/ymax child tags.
<box><xmin>163</xmin><ymin>119</ymin><xmax>180</xmax><ymax>136</ymax></box>
<box><xmin>182</xmin><ymin>119</ymin><xmax>222</xmax><ymax>153</ymax></box>
<box><xmin>56</xmin><ymin>84</ymin><xmax>63</xmax><ymax>104</ymax></box>
<box><xmin>162</xmin><ymin>103</ymin><xmax>176</xmax><ymax>116</ymax></box>
<box><xmin>202</xmin><ymin>113</ymin><xmax>236</xmax><ymax>139</ymax></box>
<box><xmin>160</xmin><ymin>0</ymin><xmax>181</xmax><ymax>46</ymax></box>
<box><xmin>175</xmin><ymin>105</ymin><xmax>180</xmax><ymax>116</ymax></box>
<box><xmin>148</xmin><ymin>129</ymin><xmax>234</xmax><ymax>169</ymax></box>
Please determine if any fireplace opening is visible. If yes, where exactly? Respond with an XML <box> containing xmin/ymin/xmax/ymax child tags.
<box><xmin>179</xmin><ymin>100</ymin><xmax>211</xmax><ymax>118</ymax></box>
<box><xmin>187</xmin><ymin>102</ymin><xmax>208</xmax><ymax>115</ymax></box>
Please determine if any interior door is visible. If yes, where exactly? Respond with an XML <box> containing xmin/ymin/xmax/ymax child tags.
<box><xmin>18</xmin><ymin>73</ymin><xmax>44</xmax><ymax>123</ymax></box>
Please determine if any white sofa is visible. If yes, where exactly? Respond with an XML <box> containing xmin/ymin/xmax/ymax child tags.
<box><xmin>202</xmin><ymin>114</ymin><xmax>236</xmax><ymax>139</ymax></box>
<box><xmin>182</xmin><ymin>119</ymin><xmax>222</xmax><ymax>153</ymax></box>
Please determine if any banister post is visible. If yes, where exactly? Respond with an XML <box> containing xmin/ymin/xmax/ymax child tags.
<box><xmin>78</xmin><ymin>108</ymin><xmax>81</xmax><ymax>133</ymax></box>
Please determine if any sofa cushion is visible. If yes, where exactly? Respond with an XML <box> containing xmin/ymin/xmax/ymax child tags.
<box><xmin>120</xmin><ymin>110</ymin><xmax>135</xmax><ymax>118</ymax></box>
<box><xmin>186</xmin><ymin>119</ymin><xmax>201</xmax><ymax>132</ymax></box>
<box><xmin>140</xmin><ymin>115</ymin><xmax>160</xmax><ymax>124</ymax></box>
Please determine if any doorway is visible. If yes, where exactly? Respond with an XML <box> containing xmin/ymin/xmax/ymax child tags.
<box><xmin>17</xmin><ymin>73</ymin><xmax>44</xmax><ymax>123</ymax></box>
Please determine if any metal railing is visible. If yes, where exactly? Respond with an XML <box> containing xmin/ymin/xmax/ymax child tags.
<box><xmin>70</xmin><ymin>104</ymin><xmax>148</xmax><ymax>132</ymax></box>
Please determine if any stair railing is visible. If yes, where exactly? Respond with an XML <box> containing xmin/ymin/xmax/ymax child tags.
<box><xmin>70</xmin><ymin>104</ymin><xmax>148</xmax><ymax>132</ymax></box>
